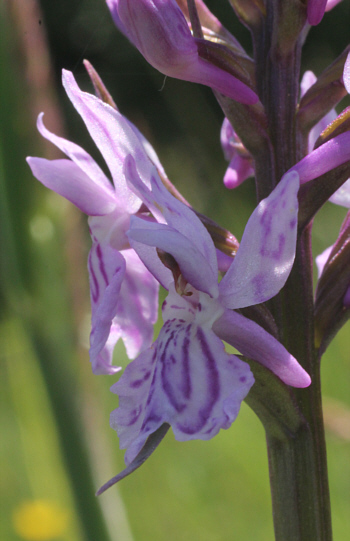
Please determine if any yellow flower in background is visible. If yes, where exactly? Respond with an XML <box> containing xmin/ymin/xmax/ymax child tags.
<box><xmin>12</xmin><ymin>499</ymin><xmax>69</xmax><ymax>541</ymax></box>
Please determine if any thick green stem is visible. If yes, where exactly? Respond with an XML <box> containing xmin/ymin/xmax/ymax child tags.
<box><xmin>266</xmin><ymin>365</ymin><xmax>332</xmax><ymax>541</ymax></box>
<box><xmin>266</xmin><ymin>227</ymin><xmax>332</xmax><ymax>541</ymax></box>
<box><xmin>250</xmin><ymin>3</ymin><xmax>333</xmax><ymax>538</ymax></box>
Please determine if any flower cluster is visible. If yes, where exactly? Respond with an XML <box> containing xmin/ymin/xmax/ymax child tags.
<box><xmin>28</xmin><ymin>70</ymin><xmax>311</xmax><ymax>463</ymax></box>
<box><xmin>27</xmin><ymin>0</ymin><xmax>350</xmax><ymax>490</ymax></box>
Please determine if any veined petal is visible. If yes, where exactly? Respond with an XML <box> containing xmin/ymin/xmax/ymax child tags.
<box><xmin>124</xmin><ymin>154</ymin><xmax>219</xmax><ymax>276</ymax></box>
<box><xmin>26</xmin><ymin>157</ymin><xmax>116</xmax><ymax>215</ymax></box>
<box><xmin>112</xmin><ymin>249</ymin><xmax>159</xmax><ymax>359</ymax></box>
<box><xmin>110</xmin><ymin>320</ymin><xmax>254</xmax><ymax>464</ymax></box>
<box><xmin>219</xmin><ymin>171</ymin><xmax>299</xmax><ymax>308</ymax></box>
<box><xmin>89</xmin><ymin>243</ymin><xmax>126</xmax><ymax>374</ymax></box>
<box><xmin>62</xmin><ymin>70</ymin><xmax>150</xmax><ymax>214</ymax></box>
<box><xmin>89</xmin><ymin>245</ymin><xmax>159</xmax><ymax>372</ymax></box>
<box><xmin>128</xmin><ymin>217</ymin><xmax>219</xmax><ymax>297</ymax></box>
<box><xmin>36</xmin><ymin>113</ymin><xmax>113</xmax><ymax>192</ymax></box>
<box><xmin>213</xmin><ymin>309</ymin><xmax>311</xmax><ymax>388</ymax></box>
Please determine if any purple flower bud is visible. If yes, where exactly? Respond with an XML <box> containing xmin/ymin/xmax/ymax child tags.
<box><xmin>307</xmin><ymin>0</ymin><xmax>328</xmax><ymax>25</ymax></box>
<box><xmin>108</xmin><ymin>0</ymin><xmax>258</xmax><ymax>104</ymax></box>
<box><xmin>220</xmin><ymin>118</ymin><xmax>254</xmax><ymax>189</ymax></box>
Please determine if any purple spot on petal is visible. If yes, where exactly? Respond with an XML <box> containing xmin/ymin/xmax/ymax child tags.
<box><xmin>141</xmin><ymin>412</ymin><xmax>161</xmax><ymax>431</ymax></box>
<box><xmin>125</xmin><ymin>405</ymin><xmax>142</xmax><ymax>426</ymax></box>
<box><xmin>290</xmin><ymin>217</ymin><xmax>297</xmax><ymax>229</ymax></box>
<box><xmin>177</xmin><ymin>327</ymin><xmax>220</xmax><ymax>435</ymax></box>
<box><xmin>251</xmin><ymin>273</ymin><xmax>265</xmax><ymax>298</ymax></box>
<box><xmin>260</xmin><ymin>232</ymin><xmax>286</xmax><ymax>260</ymax></box>
<box><xmin>130</xmin><ymin>370</ymin><xmax>152</xmax><ymax>388</ymax></box>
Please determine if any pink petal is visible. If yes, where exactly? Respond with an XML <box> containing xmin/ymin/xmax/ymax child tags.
<box><xmin>128</xmin><ymin>228</ymin><xmax>173</xmax><ymax>290</ymax></box>
<box><xmin>315</xmin><ymin>245</ymin><xmax>333</xmax><ymax>278</ymax></box>
<box><xmin>27</xmin><ymin>157</ymin><xmax>116</xmax><ymax>215</ymax></box>
<box><xmin>89</xmin><ymin>245</ymin><xmax>159</xmax><ymax>373</ymax></box>
<box><xmin>307</xmin><ymin>0</ymin><xmax>328</xmax><ymax>25</ymax></box>
<box><xmin>89</xmin><ymin>243</ymin><xmax>126</xmax><ymax>374</ymax></box>
<box><xmin>291</xmin><ymin>131</ymin><xmax>350</xmax><ymax>184</ymax></box>
<box><xmin>329</xmin><ymin>178</ymin><xmax>350</xmax><ymax>208</ymax></box>
<box><xmin>213</xmin><ymin>309</ymin><xmax>311</xmax><ymax>388</ymax></box>
<box><xmin>219</xmin><ymin>171</ymin><xmax>300</xmax><ymax>308</ymax></box>
<box><xmin>62</xmin><ymin>70</ymin><xmax>149</xmax><ymax>214</ymax></box>
<box><xmin>343</xmin><ymin>51</ymin><xmax>350</xmax><ymax>95</ymax></box>
<box><xmin>124</xmin><ymin>154</ymin><xmax>219</xmax><ymax>278</ymax></box>
<box><xmin>223</xmin><ymin>155</ymin><xmax>253</xmax><ymax>189</ymax></box>
<box><xmin>325</xmin><ymin>0</ymin><xmax>343</xmax><ymax>12</ymax></box>
<box><xmin>129</xmin><ymin>217</ymin><xmax>219</xmax><ymax>297</ymax></box>
<box><xmin>36</xmin><ymin>113</ymin><xmax>113</xmax><ymax>192</ymax></box>
<box><xmin>113</xmin><ymin>249</ymin><xmax>159</xmax><ymax>359</ymax></box>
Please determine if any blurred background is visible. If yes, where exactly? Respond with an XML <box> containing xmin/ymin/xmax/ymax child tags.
<box><xmin>1</xmin><ymin>1</ymin><xmax>350</xmax><ymax>540</ymax></box>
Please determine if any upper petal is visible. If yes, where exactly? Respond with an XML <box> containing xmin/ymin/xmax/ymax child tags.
<box><xmin>62</xmin><ymin>70</ymin><xmax>151</xmax><ymax>214</ymax></box>
<box><xmin>36</xmin><ymin>113</ymin><xmax>113</xmax><ymax>193</ymax></box>
<box><xmin>219</xmin><ymin>171</ymin><xmax>300</xmax><ymax>308</ymax></box>
<box><xmin>27</xmin><ymin>157</ymin><xmax>116</xmax><ymax>215</ymax></box>
<box><xmin>124</xmin><ymin>154</ymin><xmax>219</xmax><ymax>278</ymax></box>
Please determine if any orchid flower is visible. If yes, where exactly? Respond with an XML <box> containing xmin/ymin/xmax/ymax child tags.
<box><xmin>106</xmin><ymin>0</ymin><xmax>258</xmax><ymax>104</ymax></box>
<box><xmin>27</xmin><ymin>70</ymin><xmax>161</xmax><ymax>375</ymax></box>
<box><xmin>109</xmin><ymin>156</ymin><xmax>311</xmax><ymax>464</ymax></box>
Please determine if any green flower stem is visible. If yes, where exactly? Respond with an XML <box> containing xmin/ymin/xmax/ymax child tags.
<box><xmin>266</xmin><ymin>228</ymin><xmax>332</xmax><ymax>541</ymax></box>
<box><xmin>266</xmin><ymin>368</ymin><xmax>332</xmax><ymax>541</ymax></box>
<box><xmin>250</xmin><ymin>2</ymin><xmax>333</xmax><ymax>537</ymax></box>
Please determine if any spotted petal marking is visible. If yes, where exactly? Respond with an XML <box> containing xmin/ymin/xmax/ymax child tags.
<box><xmin>111</xmin><ymin>317</ymin><xmax>254</xmax><ymax>464</ymax></box>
